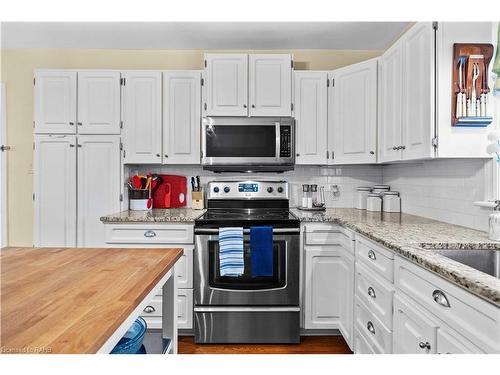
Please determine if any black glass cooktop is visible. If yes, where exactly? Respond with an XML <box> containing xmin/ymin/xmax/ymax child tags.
<box><xmin>195</xmin><ymin>209</ymin><xmax>300</xmax><ymax>228</ymax></box>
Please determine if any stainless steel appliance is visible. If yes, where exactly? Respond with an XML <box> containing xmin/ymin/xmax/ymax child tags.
<box><xmin>201</xmin><ymin>117</ymin><xmax>294</xmax><ymax>172</ymax></box>
<box><xmin>194</xmin><ymin>180</ymin><xmax>300</xmax><ymax>343</ymax></box>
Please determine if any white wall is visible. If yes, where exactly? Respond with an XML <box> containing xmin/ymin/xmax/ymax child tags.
<box><xmin>382</xmin><ymin>159</ymin><xmax>493</xmax><ymax>231</ymax></box>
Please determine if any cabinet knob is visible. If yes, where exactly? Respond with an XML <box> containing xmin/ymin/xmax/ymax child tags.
<box><xmin>243</xmin><ymin>104</ymin><xmax>247</xmax><ymax>108</ymax></box>
<box><xmin>419</xmin><ymin>341</ymin><xmax>431</xmax><ymax>350</ymax></box>
<box><xmin>143</xmin><ymin>305</ymin><xmax>155</xmax><ymax>313</ymax></box>
<box><xmin>367</xmin><ymin>250</ymin><xmax>377</xmax><ymax>261</ymax></box>
<box><xmin>77</xmin><ymin>122</ymin><xmax>82</xmax><ymax>126</ymax></box>
<box><xmin>251</xmin><ymin>104</ymin><xmax>255</xmax><ymax>108</ymax></box>
<box><xmin>144</xmin><ymin>230</ymin><xmax>157</xmax><ymax>238</ymax></box>
<box><xmin>366</xmin><ymin>321</ymin><xmax>375</xmax><ymax>335</ymax></box>
<box><xmin>432</xmin><ymin>289</ymin><xmax>450</xmax><ymax>308</ymax></box>
<box><xmin>164</xmin><ymin>154</ymin><xmax>168</xmax><ymax>158</ymax></box>
<box><xmin>156</xmin><ymin>154</ymin><xmax>161</xmax><ymax>157</ymax></box>
<box><xmin>401</xmin><ymin>145</ymin><xmax>406</xmax><ymax>150</ymax></box>
<box><xmin>370</xmin><ymin>151</ymin><xmax>375</xmax><ymax>155</ymax></box>
<box><xmin>296</xmin><ymin>153</ymin><xmax>300</xmax><ymax>157</ymax></box>
<box><xmin>69</xmin><ymin>122</ymin><xmax>75</xmax><ymax>126</ymax></box>
<box><xmin>367</xmin><ymin>286</ymin><xmax>376</xmax><ymax>299</ymax></box>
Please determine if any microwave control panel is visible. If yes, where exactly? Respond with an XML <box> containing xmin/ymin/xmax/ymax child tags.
<box><xmin>279</xmin><ymin>125</ymin><xmax>292</xmax><ymax>158</ymax></box>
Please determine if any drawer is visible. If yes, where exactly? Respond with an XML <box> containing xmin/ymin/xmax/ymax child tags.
<box><xmin>355</xmin><ymin>261</ymin><xmax>395</xmax><ymax>330</ymax></box>
<box><xmin>394</xmin><ymin>256</ymin><xmax>500</xmax><ymax>353</ymax></box>
<box><xmin>356</xmin><ymin>235</ymin><xmax>394</xmax><ymax>282</ymax></box>
<box><xmin>304</xmin><ymin>224</ymin><xmax>354</xmax><ymax>254</ymax></box>
<box><xmin>177</xmin><ymin>289</ymin><xmax>193</xmax><ymax>329</ymax></box>
<box><xmin>354</xmin><ymin>328</ymin><xmax>379</xmax><ymax>354</ymax></box>
<box><xmin>141</xmin><ymin>296</ymin><xmax>162</xmax><ymax>317</ymax></box>
<box><xmin>354</xmin><ymin>296</ymin><xmax>392</xmax><ymax>354</ymax></box>
<box><xmin>104</xmin><ymin>223</ymin><xmax>194</xmax><ymax>244</ymax></box>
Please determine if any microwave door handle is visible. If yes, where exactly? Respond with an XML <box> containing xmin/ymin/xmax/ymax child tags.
<box><xmin>275</xmin><ymin>122</ymin><xmax>281</xmax><ymax>161</ymax></box>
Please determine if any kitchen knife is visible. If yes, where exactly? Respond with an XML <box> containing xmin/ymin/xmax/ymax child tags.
<box><xmin>191</xmin><ymin>177</ymin><xmax>196</xmax><ymax>191</ymax></box>
<box><xmin>196</xmin><ymin>176</ymin><xmax>201</xmax><ymax>192</ymax></box>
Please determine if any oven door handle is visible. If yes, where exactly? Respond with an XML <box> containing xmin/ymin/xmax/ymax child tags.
<box><xmin>194</xmin><ymin>306</ymin><xmax>300</xmax><ymax>312</ymax></box>
<box><xmin>194</xmin><ymin>228</ymin><xmax>300</xmax><ymax>235</ymax></box>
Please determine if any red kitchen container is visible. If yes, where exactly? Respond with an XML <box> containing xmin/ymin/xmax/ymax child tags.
<box><xmin>152</xmin><ymin>175</ymin><xmax>187</xmax><ymax>208</ymax></box>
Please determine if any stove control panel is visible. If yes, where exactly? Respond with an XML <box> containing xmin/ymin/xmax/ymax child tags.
<box><xmin>208</xmin><ymin>181</ymin><xmax>289</xmax><ymax>200</ymax></box>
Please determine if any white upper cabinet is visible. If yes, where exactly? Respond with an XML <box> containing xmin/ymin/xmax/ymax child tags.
<box><xmin>122</xmin><ymin>71</ymin><xmax>163</xmax><ymax>164</ymax></box>
<box><xmin>401</xmin><ymin>22</ymin><xmax>434</xmax><ymax>160</ymax></box>
<box><xmin>249</xmin><ymin>54</ymin><xmax>292</xmax><ymax>116</ymax></box>
<box><xmin>204</xmin><ymin>54</ymin><xmax>248</xmax><ymax>116</ymax></box>
<box><xmin>77</xmin><ymin>135</ymin><xmax>121</xmax><ymax>247</ymax></box>
<box><xmin>163</xmin><ymin>71</ymin><xmax>201</xmax><ymax>164</ymax></box>
<box><xmin>77</xmin><ymin>71</ymin><xmax>121</xmax><ymax>134</ymax></box>
<box><xmin>378</xmin><ymin>42</ymin><xmax>404</xmax><ymax>163</ymax></box>
<box><xmin>34</xmin><ymin>71</ymin><xmax>77</xmax><ymax>134</ymax></box>
<box><xmin>294</xmin><ymin>71</ymin><xmax>328</xmax><ymax>165</ymax></box>
<box><xmin>329</xmin><ymin>59</ymin><xmax>377</xmax><ymax>164</ymax></box>
<box><xmin>33</xmin><ymin>135</ymin><xmax>77</xmax><ymax>247</ymax></box>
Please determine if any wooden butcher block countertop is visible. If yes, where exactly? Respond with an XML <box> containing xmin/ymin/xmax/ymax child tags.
<box><xmin>0</xmin><ymin>247</ymin><xmax>183</xmax><ymax>354</ymax></box>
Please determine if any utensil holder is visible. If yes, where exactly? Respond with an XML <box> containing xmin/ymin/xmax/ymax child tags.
<box><xmin>191</xmin><ymin>189</ymin><xmax>204</xmax><ymax>210</ymax></box>
<box><xmin>129</xmin><ymin>189</ymin><xmax>151</xmax><ymax>211</ymax></box>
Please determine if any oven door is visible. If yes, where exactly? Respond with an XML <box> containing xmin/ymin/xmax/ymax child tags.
<box><xmin>194</xmin><ymin>229</ymin><xmax>300</xmax><ymax>306</ymax></box>
<box><xmin>201</xmin><ymin>117</ymin><xmax>292</xmax><ymax>166</ymax></box>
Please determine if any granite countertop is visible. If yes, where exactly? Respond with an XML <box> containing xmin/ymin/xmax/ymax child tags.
<box><xmin>292</xmin><ymin>208</ymin><xmax>500</xmax><ymax>305</ymax></box>
<box><xmin>100</xmin><ymin>208</ymin><xmax>205</xmax><ymax>223</ymax></box>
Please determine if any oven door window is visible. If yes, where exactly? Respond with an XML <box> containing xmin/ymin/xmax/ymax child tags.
<box><xmin>205</xmin><ymin>125</ymin><xmax>276</xmax><ymax>157</ymax></box>
<box><xmin>208</xmin><ymin>239</ymin><xmax>286</xmax><ymax>290</ymax></box>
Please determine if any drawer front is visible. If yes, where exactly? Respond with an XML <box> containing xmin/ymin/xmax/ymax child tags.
<box><xmin>177</xmin><ymin>289</ymin><xmax>193</xmax><ymax>329</ymax></box>
<box><xmin>354</xmin><ymin>328</ymin><xmax>379</xmax><ymax>354</ymax></box>
<box><xmin>354</xmin><ymin>297</ymin><xmax>392</xmax><ymax>353</ymax></box>
<box><xmin>105</xmin><ymin>223</ymin><xmax>194</xmax><ymax>244</ymax></box>
<box><xmin>141</xmin><ymin>296</ymin><xmax>162</xmax><ymax>317</ymax></box>
<box><xmin>175</xmin><ymin>247</ymin><xmax>193</xmax><ymax>289</ymax></box>
<box><xmin>395</xmin><ymin>256</ymin><xmax>500</xmax><ymax>353</ymax></box>
<box><xmin>304</xmin><ymin>225</ymin><xmax>354</xmax><ymax>254</ymax></box>
<box><xmin>356</xmin><ymin>237</ymin><xmax>394</xmax><ymax>282</ymax></box>
<box><xmin>355</xmin><ymin>261</ymin><xmax>395</xmax><ymax>329</ymax></box>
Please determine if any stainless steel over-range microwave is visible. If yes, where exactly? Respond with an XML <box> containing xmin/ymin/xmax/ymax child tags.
<box><xmin>201</xmin><ymin>117</ymin><xmax>295</xmax><ymax>172</ymax></box>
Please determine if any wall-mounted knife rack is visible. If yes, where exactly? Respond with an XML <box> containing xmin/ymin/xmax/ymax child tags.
<box><xmin>452</xmin><ymin>43</ymin><xmax>494</xmax><ymax>127</ymax></box>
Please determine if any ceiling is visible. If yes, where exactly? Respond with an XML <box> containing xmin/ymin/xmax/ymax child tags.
<box><xmin>1</xmin><ymin>22</ymin><xmax>410</xmax><ymax>50</ymax></box>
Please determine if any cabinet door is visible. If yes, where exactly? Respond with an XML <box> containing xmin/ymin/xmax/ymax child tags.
<box><xmin>378</xmin><ymin>42</ymin><xmax>403</xmax><ymax>162</ymax></box>
<box><xmin>401</xmin><ymin>22</ymin><xmax>435</xmax><ymax>160</ymax></box>
<box><xmin>34</xmin><ymin>71</ymin><xmax>77</xmax><ymax>134</ymax></box>
<box><xmin>77</xmin><ymin>135</ymin><xmax>121</xmax><ymax>247</ymax></box>
<box><xmin>122</xmin><ymin>71</ymin><xmax>162</xmax><ymax>164</ymax></box>
<box><xmin>249</xmin><ymin>54</ymin><xmax>292</xmax><ymax>116</ymax></box>
<box><xmin>204</xmin><ymin>54</ymin><xmax>248</xmax><ymax>116</ymax></box>
<box><xmin>33</xmin><ymin>135</ymin><xmax>77</xmax><ymax>246</ymax></box>
<box><xmin>329</xmin><ymin>59</ymin><xmax>377</xmax><ymax>164</ymax></box>
<box><xmin>77</xmin><ymin>71</ymin><xmax>121</xmax><ymax>134</ymax></box>
<box><xmin>294</xmin><ymin>71</ymin><xmax>328</xmax><ymax>165</ymax></box>
<box><xmin>393</xmin><ymin>294</ymin><xmax>438</xmax><ymax>354</ymax></box>
<box><xmin>437</xmin><ymin>327</ymin><xmax>484</xmax><ymax>354</ymax></box>
<box><xmin>163</xmin><ymin>71</ymin><xmax>201</xmax><ymax>164</ymax></box>
<box><xmin>339</xmin><ymin>251</ymin><xmax>354</xmax><ymax>350</ymax></box>
<box><xmin>304</xmin><ymin>246</ymin><xmax>341</xmax><ymax>329</ymax></box>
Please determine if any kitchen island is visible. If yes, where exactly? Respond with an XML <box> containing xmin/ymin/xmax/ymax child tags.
<box><xmin>0</xmin><ymin>247</ymin><xmax>183</xmax><ymax>354</ymax></box>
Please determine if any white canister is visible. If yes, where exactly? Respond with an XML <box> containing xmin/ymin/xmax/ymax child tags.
<box><xmin>372</xmin><ymin>185</ymin><xmax>390</xmax><ymax>194</ymax></box>
<box><xmin>382</xmin><ymin>191</ymin><xmax>401</xmax><ymax>213</ymax></box>
<box><xmin>355</xmin><ymin>187</ymin><xmax>372</xmax><ymax>210</ymax></box>
<box><xmin>488</xmin><ymin>212</ymin><xmax>500</xmax><ymax>241</ymax></box>
<box><xmin>366</xmin><ymin>193</ymin><xmax>382</xmax><ymax>212</ymax></box>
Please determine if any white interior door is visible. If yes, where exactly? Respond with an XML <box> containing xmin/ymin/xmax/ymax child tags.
<box><xmin>204</xmin><ymin>54</ymin><xmax>248</xmax><ymax>116</ymax></box>
<box><xmin>330</xmin><ymin>59</ymin><xmax>378</xmax><ymax>164</ymax></box>
<box><xmin>163</xmin><ymin>71</ymin><xmax>201</xmax><ymax>164</ymax></box>
<box><xmin>378</xmin><ymin>41</ymin><xmax>404</xmax><ymax>162</ymax></box>
<box><xmin>249</xmin><ymin>54</ymin><xmax>292</xmax><ymax>116</ymax></box>
<box><xmin>77</xmin><ymin>135</ymin><xmax>121</xmax><ymax>247</ymax></box>
<box><xmin>122</xmin><ymin>71</ymin><xmax>162</xmax><ymax>164</ymax></box>
<box><xmin>293</xmin><ymin>71</ymin><xmax>328</xmax><ymax>165</ymax></box>
<box><xmin>77</xmin><ymin>71</ymin><xmax>121</xmax><ymax>134</ymax></box>
<box><xmin>0</xmin><ymin>83</ymin><xmax>7</xmax><ymax>247</ymax></box>
<box><xmin>33</xmin><ymin>135</ymin><xmax>77</xmax><ymax>247</ymax></box>
<box><xmin>34</xmin><ymin>71</ymin><xmax>77</xmax><ymax>134</ymax></box>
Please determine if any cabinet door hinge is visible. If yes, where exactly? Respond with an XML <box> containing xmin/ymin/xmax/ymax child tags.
<box><xmin>291</xmin><ymin>103</ymin><xmax>294</xmax><ymax>111</ymax></box>
<box><xmin>331</xmin><ymin>78</ymin><xmax>335</xmax><ymax>87</ymax></box>
<box><xmin>33</xmin><ymin>77</ymin><xmax>35</xmax><ymax>85</ymax></box>
<box><xmin>204</xmin><ymin>60</ymin><xmax>207</xmax><ymax>68</ymax></box>
<box><xmin>327</xmin><ymin>78</ymin><xmax>330</xmax><ymax>87</ymax></box>
<box><xmin>120</xmin><ymin>121</ymin><xmax>123</xmax><ymax>129</ymax></box>
<box><xmin>291</xmin><ymin>60</ymin><xmax>294</xmax><ymax>68</ymax></box>
<box><xmin>432</xmin><ymin>21</ymin><xmax>438</xmax><ymax>30</ymax></box>
<box><xmin>123</xmin><ymin>149</ymin><xmax>126</xmax><ymax>158</ymax></box>
<box><xmin>204</xmin><ymin>103</ymin><xmax>207</xmax><ymax>111</ymax></box>
<box><xmin>326</xmin><ymin>150</ymin><xmax>329</xmax><ymax>159</ymax></box>
<box><xmin>332</xmin><ymin>151</ymin><xmax>335</xmax><ymax>159</ymax></box>
<box><xmin>119</xmin><ymin>142</ymin><xmax>123</xmax><ymax>151</ymax></box>
<box><xmin>33</xmin><ymin>142</ymin><xmax>35</xmax><ymax>150</ymax></box>
<box><xmin>119</xmin><ymin>193</ymin><xmax>123</xmax><ymax>202</ymax></box>
<box><xmin>121</xmin><ymin>77</ymin><xmax>126</xmax><ymax>86</ymax></box>
<box><xmin>32</xmin><ymin>193</ymin><xmax>35</xmax><ymax>201</ymax></box>
<box><xmin>432</xmin><ymin>136</ymin><xmax>438</xmax><ymax>148</ymax></box>
<box><xmin>201</xmin><ymin>78</ymin><xmax>204</xmax><ymax>86</ymax></box>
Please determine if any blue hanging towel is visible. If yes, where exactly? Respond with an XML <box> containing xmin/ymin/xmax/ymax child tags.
<box><xmin>250</xmin><ymin>226</ymin><xmax>273</xmax><ymax>277</ymax></box>
<box><xmin>218</xmin><ymin>227</ymin><xmax>244</xmax><ymax>276</ymax></box>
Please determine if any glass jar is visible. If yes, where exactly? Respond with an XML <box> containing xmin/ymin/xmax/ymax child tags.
<box><xmin>382</xmin><ymin>191</ymin><xmax>401</xmax><ymax>213</ymax></box>
<box><xmin>355</xmin><ymin>187</ymin><xmax>372</xmax><ymax>210</ymax></box>
<box><xmin>302</xmin><ymin>184</ymin><xmax>310</xmax><ymax>208</ymax></box>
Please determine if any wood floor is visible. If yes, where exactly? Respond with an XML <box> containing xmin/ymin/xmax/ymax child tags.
<box><xmin>178</xmin><ymin>336</ymin><xmax>353</xmax><ymax>354</ymax></box>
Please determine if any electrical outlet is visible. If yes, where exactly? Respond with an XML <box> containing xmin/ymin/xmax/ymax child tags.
<box><xmin>330</xmin><ymin>184</ymin><xmax>340</xmax><ymax>201</ymax></box>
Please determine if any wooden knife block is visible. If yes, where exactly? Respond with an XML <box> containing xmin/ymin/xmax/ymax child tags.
<box><xmin>191</xmin><ymin>190</ymin><xmax>204</xmax><ymax>210</ymax></box>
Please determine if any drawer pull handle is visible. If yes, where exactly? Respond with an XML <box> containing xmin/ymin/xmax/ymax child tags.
<box><xmin>367</xmin><ymin>250</ymin><xmax>376</xmax><ymax>260</ymax></box>
<box><xmin>367</xmin><ymin>287</ymin><xmax>376</xmax><ymax>299</ymax></box>
<box><xmin>366</xmin><ymin>321</ymin><xmax>375</xmax><ymax>335</ymax></box>
<box><xmin>419</xmin><ymin>341</ymin><xmax>431</xmax><ymax>350</ymax></box>
<box><xmin>143</xmin><ymin>305</ymin><xmax>155</xmax><ymax>313</ymax></box>
<box><xmin>432</xmin><ymin>289</ymin><xmax>450</xmax><ymax>308</ymax></box>
<box><xmin>144</xmin><ymin>230</ymin><xmax>157</xmax><ymax>238</ymax></box>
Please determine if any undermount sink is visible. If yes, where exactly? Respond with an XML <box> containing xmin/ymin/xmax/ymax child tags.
<box><xmin>433</xmin><ymin>249</ymin><xmax>500</xmax><ymax>279</ymax></box>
